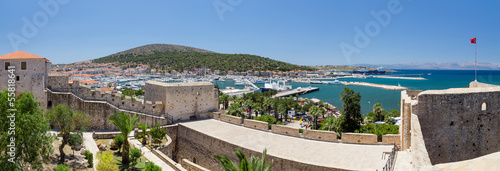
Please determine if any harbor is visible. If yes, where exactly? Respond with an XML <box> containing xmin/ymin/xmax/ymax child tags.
<box><xmin>293</xmin><ymin>80</ymin><xmax>407</xmax><ymax>90</ymax></box>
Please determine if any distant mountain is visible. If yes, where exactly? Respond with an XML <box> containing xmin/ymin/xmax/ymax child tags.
<box><xmin>105</xmin><ymin>44</ymin><xmax>215</xmax><ymax>58</ymax></box>
<box><xmin>358</xmin><ymin>62</ymin><xmax>500</xmax><ymax>70</ymax></box>
<box><xmin>93</xmin><ymin>44</ymin><xmax>313</xmax><ymax>72</ymax></box>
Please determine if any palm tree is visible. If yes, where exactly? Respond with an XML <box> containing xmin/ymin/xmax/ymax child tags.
<box><xmin>220</xmin><ymin>94</ymin><xmax>229</xmax><ymax>110</ymax></box>
<box><xmin>252</xmin><ymin>102</ymin><xmax>263</xmax><ymax>118</ymax></box>
<box><xmin>213</xmin><ymin>149</ymin><xmax>273</xmax><ymax>171</ymax></box>
<box><xmin>263</xmin><ymin>97</ymin><xmax>273</xmax><ymax>114</ymax></box>
<box><xmin>309</xmin><ymin>106</ymin><xmax>321</xmax><ymax>130</ymax></box>
<box><xmin>108</xmin><ymin>112</ymin><xmax>140</xmax><ymax>165</ymax></box>
<box><xmin>138</xmin><ymin>122</ymin><xmax>149</xmax><ymax>145</ymax></box>
<box><xmin>227</xmin><ymin>103</ymin><xmax>244</xmax><ymax>117</ymax></box>
<box><xmin>373</xmin><ymin>103</ymin><xmax>384</xmax><ymax>122</ymax></box>
<box><xmin>243</xmin><ymin>99</ymin><xmax>254</xmax><ymax>119</ymax></box>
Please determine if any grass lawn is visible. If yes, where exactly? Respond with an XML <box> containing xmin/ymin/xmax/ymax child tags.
<box><xmin>95</xmin><ymin>139</ymin><xmax>149</xmax><ymax>171</ymax></box>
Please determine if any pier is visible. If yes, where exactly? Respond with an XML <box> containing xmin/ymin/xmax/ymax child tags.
<box><xmin>293</xmin><ymin>80</ymin><xmax>407</xmax><ymax>90</ymax></box>
<box><xmin>272</xmin><ymin>87</ymin><xmax>319</xmax><ymax>98</ymax></box>
<box><xmin>373</xmin><ymin>75</ymin><xmax>426</xmax><ymax>80</ymax></box>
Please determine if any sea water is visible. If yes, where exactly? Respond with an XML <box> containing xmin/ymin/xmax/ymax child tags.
<box><xmin>216</xmin><ymin>70</ymin><xmax>500</xmax><ymax>115</ymax></box>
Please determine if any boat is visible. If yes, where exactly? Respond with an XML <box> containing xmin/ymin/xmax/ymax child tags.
<box><xmin>353</xmin><ymin>67</ymin><xmax>386</xmax><ymax>75</ymax></box>
<box><xmin>260</xmin><ymin>80</ymin><xmax>292</xmax><ymax>92</ymax></box>
<box><xmin>328</xmin><ymin>80</ymin><xmax>343</xmax><ymax>85</ymax></box>
<box><xmin>218</xmin><ymin>78</ymin><xmax>225</xmax><ymax>82</ymax></box>
<box><xmin>253</xmin><ymin>80</ymin><xmax>266</xmax><ymax>84</ymax></box>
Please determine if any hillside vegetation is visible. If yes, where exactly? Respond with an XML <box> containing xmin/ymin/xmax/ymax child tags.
<box><xmin>93</xmin><ymin>44</ymin><xmax>312</xmax><ymax>72</ymax></box>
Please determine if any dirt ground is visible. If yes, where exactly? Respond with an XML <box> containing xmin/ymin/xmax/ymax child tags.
<box><xmin>43</xmin><ymin>137</ymin><xmax>93</xmax><ymax>171</ymax></box>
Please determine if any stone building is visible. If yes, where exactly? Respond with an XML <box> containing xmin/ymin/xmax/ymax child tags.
<box><xmin>144</xmin><ymin>81</ymin><xmax>218</xmax><ymax>122</ymax></box>
<box><xmin>0</xmin><ymin>51</ymin><xmax>51</xmax><ymax>108</ymax></box>
<box><xmin>400</xmin><ymin>81</ymin><xmax>500</xmax><ymax>169</ymax></box>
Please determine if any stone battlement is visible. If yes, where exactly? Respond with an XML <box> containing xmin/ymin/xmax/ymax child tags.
<box><xmin>47</xmin><ymin>74</ymin><xmax>164</xmax><ymax>117</ymax></box>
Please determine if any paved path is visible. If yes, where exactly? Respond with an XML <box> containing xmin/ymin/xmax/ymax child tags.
<box><xmin>181</xmin><ymin>119</ymin><xmax>393</xmax><ymax>171</ymax></box>
<box><xmin>129</xmin><ymin>138</ymin><xmax>175</xmax><ymax>171</ymax></box>
<box><xmin>82</xmin><ymin>132</ymin><xmax>99</xmax><ymax>171</ymax></box>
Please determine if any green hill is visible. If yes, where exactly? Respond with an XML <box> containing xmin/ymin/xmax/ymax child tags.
<box><xmin>93</xmin><ymin>44</ymin><xmax>313</xmax><ymax>72</ymax></box>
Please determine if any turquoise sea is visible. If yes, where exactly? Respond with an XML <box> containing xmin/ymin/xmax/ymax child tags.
<box><xmin>216</xmin><ymin>70</ymin><xmax>500</xmax><ymax>115</ymax></box>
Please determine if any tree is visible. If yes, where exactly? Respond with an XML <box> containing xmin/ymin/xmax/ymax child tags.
<box><xmin>321</xmin><ymin>116</ymin><xmax>344</xmax><ymax>135</ymax></box>
<box><xmin>149</xmin><ymin>124</ymin><xmax>168</xmax><ymax>146</ymax></box>
<box><xmin>0</xmin><ymin>90</ymin><xmax>54</xmax><ymax>170</ymax></box>
<box><xmin>97</xmin><ymin>151</ymin><xmax>119</xmax><ymax>171</ymax></box>
<box><xmin>107</xmin><ymin>82</ymin><xmax>113</xmax><ymax>87</ymax></box>
<box><xmin>46</xmin><ymin>104</ymin><xmax>90</xmax><ymax>163</ymax></box>
<box><xmin>113</xmin><ymin>134</ymin><xmax>124</xmax><ymax>152</ymax></box>
<box><xmin>263</xmin><ymin>97</ymin><xmax>273</xmax><ymax>114</ymax></box>
<box><xmin>219</xmin><ymin>94</ymin><xmax>230</xmax><ymax>110</ymax></box>
<box><xmin>309</xmin><ymin>106</ymin><xmax>322</xmax><ymax>130</ymax></box>
<box><xmin>243</xmin><ymin>99</ymin><xmax>254</xmax><ymax>119</ymax></box>
<box><xmin>138</xmin><ymin>122</ymin><xmax>149</xmax><ymax>145</ymax></box>
<box><xmin>340</xmin><ymin>87</ymin><xmax>362</xmax><ymax>132</ymax></box>
<box><xmin>388</xmin><ymin>109</ymin><xmax>400</xmax><ymax>117</ymax></box>
<box><xmin>145</xmin><ymin>162</ymin><xmax>162</xmax><ymax>171</ymax></box>
<box><xmin>213</xmin><ymin>149</ymin><xmax>273</xmax><ymax>171</ymax></box>
<box><xmin>252</xmin><ymin>102</ymin><xmax>263</xmax><ymax>118</ymax></box>
<box><xmin>108</xmin><ymin>112</ymin><xmax>140</xmax><ymax>165</ymax></box>
<box><xmin>227</xmin><ymin>103</ymin><xmax>244</xmax><ymax>117</ymax></box>
<box><xmin>373</xmin><ymin>103</ymin><xmax>384</xmax><ymax>122</ymax></box>
<box><xmin>254</xmin><ymin>115</ymin><xmax>277</xmax><ymax>129</ymax></box>
<box><xmin>129</xmin><ymin>148</ymin><xmax>142</xmax><ymax>167</ymax></box>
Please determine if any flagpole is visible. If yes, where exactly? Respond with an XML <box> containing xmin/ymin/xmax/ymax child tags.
<box><xmin>475</xmin><ymin>41</ymin><xmax>477</xmax><ymax>82</ymax></box>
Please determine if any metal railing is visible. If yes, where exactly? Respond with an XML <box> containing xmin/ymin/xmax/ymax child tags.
<box><xmin>382</xmin><ymin>143</ymin><xmax>398</xmax><ymax>171</ymax></box>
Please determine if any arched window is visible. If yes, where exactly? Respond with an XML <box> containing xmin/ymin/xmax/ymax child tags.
<box><xmin>482</xmin><ymin>102</ymin><xmax>487</xmax><ymax>111</ymax></box>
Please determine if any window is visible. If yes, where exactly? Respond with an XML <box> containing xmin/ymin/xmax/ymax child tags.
<box><xmin>482</xmin><ymin>102</ymin><xmax>487</xmax><ymax>111</ymax></box>
<box><xmin>16</xmin><ymin>76</ymin><xmax>20</xmax><ymax>81</ymax></box>
<box><xmin>21</xmin><ymin>62</ymin><xmax>26</xmax><ymax>70</ymax></box>
<box><xmin>5</xmin><ymin>62</ymin><xmax>10</xmax><ymax>70</ymax></box>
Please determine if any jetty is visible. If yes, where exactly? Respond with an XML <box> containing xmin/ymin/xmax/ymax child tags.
<box><xmin>373</xmin><ymin>75</ymin><xmax>426</xmax><ymax>80</ymax></box>
<box><xmin>344</xmin><ymin>82</ymin><xmax>407</xmax><ymax>90</ymax></box>
<box><xmin>272</xmin><ymin>87</ymin><xmax>319</xmax><ymax>98</ymax></box>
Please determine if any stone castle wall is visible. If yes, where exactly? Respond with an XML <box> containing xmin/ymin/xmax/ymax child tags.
<box><xmin>144</xmin><ymin>81</ymin><xmax>218</xmax><ymax>122</ymax></box>
<box><xmin>47</xmin><ymin>75</ymin><xmax>164</xmax><ymax>116</ymax></box>
<box><xmin>47</xmin><ymin>89</ymin><xmax>168</xmax><ymax>130</ymax></box>
<box><xmin>401</xmin><ymin>84</ymin><xmax>500</xmax><ymax>165</ymax></box>
<box><xmin>414</xmin><ymin>87</ymin><xmax>500</xmax><ymax>164</ymax></box>
<box><xmin>303</xmin><ymin>129</ymin><xmax>337</xmax><ymax>142</ymax></box>
<box><xmin>341</xmin><ymin>133</ymin><xmax>378</xmax><ymax>144</ymax></box>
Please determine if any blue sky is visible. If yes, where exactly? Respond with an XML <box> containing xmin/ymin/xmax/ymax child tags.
<box><xmin>1</xmin><ymin>0</ymin><xmax>499</xmax><ymax>65</ymax></box>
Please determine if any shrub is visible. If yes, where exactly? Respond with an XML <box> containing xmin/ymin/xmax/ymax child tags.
<box><xmin>355</xmin><ymin>123</ymin><xmax>399</xmax><ymax>141</ymax></box>
<box><xmin>254</xmin><ymin>114</ymin><xmax>276</xmax><ymax>129</ymax></box>
<box><xmin>68</xmin><ymin>133</ymin><xmax>83</xmax><ymax>147</ymax></box>
<box><xmin>145</xmin><ymin>162</ymin><xmax>162</xmax><ymax>171</ymax></box>
<box><xmin>299</xmin><ymin>129</ymin><xmax>303</xmax><ymax>133</ymax></box>
<box><xmin>55</xmin><ymin>164</ymin><xmax>71</xmax><ymax>171</ymax></box>
<box><xmin>83</xmin><ymin>150</ymin><xmax>93</xmax><ymax>167</ymax></box>
<box><xmin>113</xmin><ymin>134</ymin><xmax>124</xmax><ymax>152</ymax></box>
<box><xmin>149</xmin><ymin>124</ymin><xmax>168</xmax><ymax>145</ymax></box>
<box><xmin>97</xmin><ymin>151</ymin><xmax>119</xmax><ymax>171</ymax></box>
<box><xmin>130</xmin><ymin>148</ymin><xmax>142</xmax><ymax>166</ymax></box>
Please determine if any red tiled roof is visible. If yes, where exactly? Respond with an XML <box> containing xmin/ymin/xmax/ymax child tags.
<box><xmin>0</xmin><ymin>51</ymin><xmax>50</xmax><ymax>62</ymax></box>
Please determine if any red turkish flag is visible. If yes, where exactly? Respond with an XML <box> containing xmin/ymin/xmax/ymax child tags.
<box><xmin>470</xmin><ymin>38</ymin><xmax>476</xmax><ymax>44</ymax></box>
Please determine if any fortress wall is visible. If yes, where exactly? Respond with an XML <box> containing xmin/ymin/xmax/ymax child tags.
<box><xmin>219</xmin><ymin>114</ymin><xmax>243</xmax><ymax>125</ymax></box>
<box><xmin>243</xmin><ymin>118</ymin><xmax>269</xmax><ymax>131</ymax></box>
<box><xmin>47</xmin><ymin>75</ymin><xmax>165</xmax><ymax>116</ymax></box>
<box><xmin>173</xmin><ymin>124</ymin><xmax>342</xmax><ymax>171</ymax></box>
<box><xmin>181</xmin><ymin>159</ymin><xmax>210</xmax><ymax>171</ymax></box>
<box><xmin>382</xmin><ymin>134</ymin><xmax>401</xmax><ymax>145</ymax></box>
<box><xmin>410</xmin><ymin>114</ymin><xmax>433</xmax><ymax>170</ymax></box>
<box><xmin>341</xmin><ymin>133</ymin><xmax>378</xmax><ymax>144</ymax></box>
<box><xmin>303</xmin><ymin>129</ymin><xmax>337</xmax><ymax>142</ymax></box>
<box><xmin>46</xmin><ymin>89</ymin><xmax>169</xmax><ymax>130</ymax></box>
<box><xmin>144</xmin><ymin>81</ymin><xmax>219</xmax><ymax>122</ymax></box>
<box><xmin>414</xmin><ymin>87</ymin><xmax>500</xmax><ymax>164</ymax></box>
<box><xmin>271</xmin><ymin>124</ymin><xmax>300</xmax><ymax>137</ymax></box>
